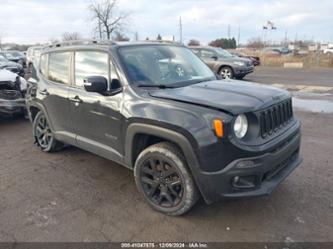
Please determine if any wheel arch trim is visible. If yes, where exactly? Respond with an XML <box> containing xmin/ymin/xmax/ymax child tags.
<box><xmin>125</xmin><ymin>123</ymin><xmax>200</xmax><ymax>170</ymax></box>
<box><xmin>125</xmin><ymin>123</ymin><xmax>210</xmax><ymax>202</ymax></box>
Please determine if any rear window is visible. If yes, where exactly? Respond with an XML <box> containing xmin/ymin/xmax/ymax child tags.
<box><xmin>48</xmin><ymin>52</ymin><xmax>70</xmax><ymax>84</ymax></box>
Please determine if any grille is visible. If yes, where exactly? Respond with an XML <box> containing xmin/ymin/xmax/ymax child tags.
<box><xmin>259</xmin><ymin>99</ymin><xmax>293</xmax><ymax>138</ymax></box>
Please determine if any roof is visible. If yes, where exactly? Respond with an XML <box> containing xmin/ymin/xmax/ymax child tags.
<box><xmin>43</xmin><ymin>39</ymin><xmax>183</xmax><ymax>52</ymax></box>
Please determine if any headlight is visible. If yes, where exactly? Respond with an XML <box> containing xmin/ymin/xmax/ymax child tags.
<box><xmin>233</xmin><ymin>114</ymin><xmax>248</xmax><ymax>138</ymax></box>
<box><xmin>234</xmin><ymin>61</ymin><xmax>245</xmax><ymax>66</ymax></box>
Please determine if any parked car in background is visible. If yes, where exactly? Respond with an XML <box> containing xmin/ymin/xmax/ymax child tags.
<box><xmin>0</xmin><ymin>55</ymin><xmax>25</xmax><ymax>77</ymax></box>
<box><xmin>262</xmin><ymin>49</ymin><xmax>281</xmax><ymax>56</ymax></box>
<box><xmin>26</xmin><ymin>40</ymin><xmax>301</xmax><ymax>215</ymax></box>
<box><xmin>323</xmin><ymin>48</ymin><xmax>333</xmax><ymax>54</ymax></box>
<box><xmin>0</xmin><ymin>69</ymin><xmax>27</xmax><ymax>117</ymax></box>
<box><xmin>231</xmin><ymin>52</ymin><xmax>261</xmax><ymax>66</ymax></box>
<box><xmin>26</xmin><ymin>46</ymin><xmax>42</xmax><ymax>73</ymax></box>
<box><xmin>190</xmin><ymin>46</ymin><xmax>254</xmax><ymax>79</ymax></box>
<box><xmin>0</xmin><ymin>51</ymin><xmax>26</xmax><ymax>67</ymax></box>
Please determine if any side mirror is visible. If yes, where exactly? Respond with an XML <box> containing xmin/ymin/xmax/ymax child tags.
<box><xmin>211</xmin><ymin>56</ymin><xmax>218</xmax><ymax>61</ymax></box>
<box><xmin>83</xmin><ymin>76</ymin><xmax>108</xmax><ymax>93</ymax></box>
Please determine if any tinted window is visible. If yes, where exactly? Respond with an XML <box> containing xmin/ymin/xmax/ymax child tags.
<box><xmin>48</xmin><ymin>52</ymin><xmax>70</xmax><ymax>84</ymax></box>
<box><xmin>40</xmin><ymin>54</ymin><xmax>48</xmax><ymax>76</ymax></box>
<box><xmin>118</xmin><ymin>45</ymin><xmax>215</xmax><ymax>86</ymax></box>
<box><xmin>75</xmin><ymin>51</ymin><xmax>108</xmax><ymax>87</ymax></box>
<box><xmin>191</xmin><ymin>49</ymin><xmax>200</xmax><ymax>56</ymax></box>
<box><xmin>110</xmin><ymin>60</ymin><xmax>121</xmax><ymax>90</ymax></box>
<box><xmin>201</xmin><ymin>49</ymin><xmax>215</xmax><ymax>58</ymax></box>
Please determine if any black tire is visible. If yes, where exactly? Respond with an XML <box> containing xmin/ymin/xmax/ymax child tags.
<box><xmin>134</xmin><ymin>142</ymin><xmax>199</xmax><ymax>216</ymax></box>
<box><xmin>33</xmin><ymin>111</ymin><xmax>63</xmax><ymax>152</ymax></box>
<box><xmin>219</xmin><ymin>66</ymin><xmax>234</xmax><ymax>79</ymax></box>
<box><xmin>235</xmin><ymin>74</ymin><xmax>245</xmax><ymax>80</ymax></box>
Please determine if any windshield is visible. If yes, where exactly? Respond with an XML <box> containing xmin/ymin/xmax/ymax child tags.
<box><xmin>118</xmin><ymin>45</ymin><xmax>216</xmax><ymax>87</ymax></box>
<box><xmin>8</xmin><ymin>51</ymin><xmax>23</xmax><ymax>57</ymax></box>
<box><xmin>212</xmin><ymin>48</ymin><xmax>233</xmax><ymax>58</ymax></box>
<box><xmin>0</xmin><ymin>55</ymin><xmax>9</xmax><ymax>62</ymax></box>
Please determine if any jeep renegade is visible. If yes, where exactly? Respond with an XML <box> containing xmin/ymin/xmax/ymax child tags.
<box><xmin>26</xmin><ymin>40</ymin><xmax>302</xmax><ymax>216</ymax></box>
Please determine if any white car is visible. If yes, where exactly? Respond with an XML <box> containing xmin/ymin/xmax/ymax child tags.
<box><xmin>0</xmin><ymin>69</ymin><xmax>27</xmax><ymax>117</ymax></box>
<box><xmin>323</xmin><ymin>48</ymin><xmax>333</xmax><ymax>54</ymax></box>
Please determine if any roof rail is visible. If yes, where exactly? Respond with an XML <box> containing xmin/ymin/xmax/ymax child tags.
<box><xmin>146</xmin><ymin>40</ymin><xmax>182</xmax><ymax>45</ymax></box>
<box><xmin>47</xmin><ymin>39</ymin><xmax>116</xmax><ymax>48</ymax></box>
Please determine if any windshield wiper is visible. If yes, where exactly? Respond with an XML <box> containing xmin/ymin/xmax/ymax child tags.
<box><xmin>136</xmin><ymin>84</ymin><xmax>176</xmax><ymax>89</ymax></box>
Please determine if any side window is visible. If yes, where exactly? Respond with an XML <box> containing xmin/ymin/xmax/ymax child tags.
<box><xmin>74</xmin><ymin>51</ymin><xmax>108</xmax><ymax>87</ymax></box>
<box><xmin>192</xmin><ymin>49</ymin><xmax>201</xmax><ymax>56</ymax></box>
<box><xmin>48</xmin><ymin>52</ymin><xmax>70</xmax><ymax>84</ymax></box>
<box><xmin>110</xmin><ymin>60</ymin><xmax>121</xmax><ymax>90</ymax></box>
<box><xmin>201</xmin><ymin>49</ymin><xmax>215</xmax><ymax>58</ymax></box>
<box><xmin>39</xmin><ymin>54</ymin><xmax>48</xmax><ymax>76</ymax></box>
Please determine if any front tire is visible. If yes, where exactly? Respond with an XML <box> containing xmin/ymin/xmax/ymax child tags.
<box><xmin>134</xmin><ymin>142</ymin><xmax>199</xmax><ymax>216</ymax></box>
<box><xmin>235</xmin><ymin>74</ymin><xmax>245</xmax><ymax>80</ymax></box>
<box><xmin>33</xmin><ymin>111</ymin><xmax>63</xmax><ymax>152</ymax></box>
<box><xmin>219</xmin><ymin>66</ymin><xmax>234</xmax><ymax>79</ymax></box>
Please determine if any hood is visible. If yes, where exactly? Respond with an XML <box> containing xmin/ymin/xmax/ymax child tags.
<box><xmin>0</xmin><ymin>60</ymin><xmax>21</xmax><ymax>68</ymax></box>
<box><xmin>0</xmin><ymin>69</ymin><xmax>17</xmax><ymax>82</ymax></box>
<box><xmin>149</xmin><ymin>80</ymin><xmax>290</xmax><ymax>115</ymax></box>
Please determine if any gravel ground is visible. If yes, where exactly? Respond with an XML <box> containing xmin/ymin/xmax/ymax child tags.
<box><xmin>0</xmin><ymin>67</ymin><xmax>332</xmax><ymax>242</ymax></box>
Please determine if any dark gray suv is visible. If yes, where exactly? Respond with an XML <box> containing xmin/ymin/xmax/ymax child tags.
<box><xmin>26</xmin><ymin>40</ymin><xmax>301</xmax><ymax>216</ymax></box>
<box><xmin>190</xmin><ymin>46</ymin><xmax>254</xmax><ymax>79</ymax></box>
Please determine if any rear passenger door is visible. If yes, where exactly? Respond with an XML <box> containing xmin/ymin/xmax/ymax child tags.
<box><xmin>38</xmin><ymin>52</ymin><xmax>74</xmax><ymax>143</ymax></box>
<box><xmin>68</xmin><ymin>50</ymin><xmax>124</xmax><ymax>163</ymax></box>
<box><xmin>200</xmin><ymin>49</ymin><xmax>218</xmax><ymax>70</ymax></box>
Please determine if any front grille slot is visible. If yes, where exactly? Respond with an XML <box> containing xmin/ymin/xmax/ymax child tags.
<box><xmin>260</xmin><ymin>99</ymin><xmax>293</xmax><ymax>138</ymax></box>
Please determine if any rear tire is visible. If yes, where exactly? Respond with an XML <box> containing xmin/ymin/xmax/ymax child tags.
<box><xmin>33</xmin><ymin>111</ymin><xmax>63</xmax><ymax>152</ymax></box>
<box><xmin>134</xmin><ymin>142</ymin><xmax>199</xmax><ymax>216</ymax></box>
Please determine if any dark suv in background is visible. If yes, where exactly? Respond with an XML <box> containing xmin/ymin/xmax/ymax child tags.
<box><xmin>190</xmin><ymin>46</ymin><xmax>254</xmax><ymax>79</ymax></box>
<box><xmin>26</xmin><ymin>40</ymin><xmax>301</xmax><ymax>215</ymax></box>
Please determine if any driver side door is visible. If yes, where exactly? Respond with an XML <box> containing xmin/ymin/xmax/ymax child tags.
<box><xmin>68</xmin><ymin>50</ymin><xmax>124</xmax><ymax>164</ymax></box>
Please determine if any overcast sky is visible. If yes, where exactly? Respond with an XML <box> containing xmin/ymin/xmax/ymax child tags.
<box><xmin>0</xmin><ymin>0</ymin><xmax>332</xmax><ymax>45</ymax></box>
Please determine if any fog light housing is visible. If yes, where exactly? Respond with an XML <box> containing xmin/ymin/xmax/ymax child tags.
<box><xmin>232</xmin><ymin>175</ymin><xmax>257</xmax><ymax>189</ymax></box>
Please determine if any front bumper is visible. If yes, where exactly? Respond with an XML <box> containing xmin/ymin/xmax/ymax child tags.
<box><xmin>0</xmin><ymin>97</ymin><xmax>26</xmax><ymax>116</ymax></box>
<box><xmin>196</xmin><ymin>127</ymin><xmax>301</xmax><ymax>204</ymax></box>
<box><xmin>234</xmin><ymin>65</ymin><xmax>254</xmax><ymax>76</ymax></box>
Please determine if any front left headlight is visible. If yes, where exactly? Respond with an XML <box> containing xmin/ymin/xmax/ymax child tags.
<box><xmin>234</xmin><ymin>61</ymin><xmax>245</xmax><ymax>66</ymax></box>
<box><xmin>234</xmin><ymin>114</ymin><xmax>248</xmax><ymax>138</ymax></box>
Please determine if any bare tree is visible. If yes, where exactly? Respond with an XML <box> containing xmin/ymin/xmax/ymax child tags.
<box><xmin>187</xmin><ymin>39</ymin><xmax>200</xmax><ymax>46</ymax></box>
<box><xmin>247</xmin><ymin>37</ymin><xmax>265</xmax><ymax>49</ymax></box>
<box><xmin>113</xmin><ymin>31</ymin><xmax>129</xmax><ymax>41</ymax></box>
<box><xmin>62</xmin><ymin>32</ymin><xmax>82</xmax><ymax>41</ymax></box>
<box><xmin>89</xmin><ymin>0</ymin><xmax>128</xmax><ymax>40</ymax></box>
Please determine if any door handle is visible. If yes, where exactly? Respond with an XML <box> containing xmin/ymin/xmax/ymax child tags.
<box><xmin>39</xmin><ymin>89</ymin><xmax>49</xmax><ymax>96</ymax></box>
<box><xmin>69</xmin><ymin>96</ymin><xmax>83</xmax><ymax>103</ymax></box>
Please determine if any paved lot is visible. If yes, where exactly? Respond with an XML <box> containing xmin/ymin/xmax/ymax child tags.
<box><xmin>0</xmin><ymin>68</ymin><xmax>333</xmax><ymax>242</ymax></box>
<box><xmin>246</xmin><ymin>66</ymin><xmax>333</xmax><ymax>87</ymax></box>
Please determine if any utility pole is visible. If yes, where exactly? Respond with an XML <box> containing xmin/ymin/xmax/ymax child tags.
<box><xmin>179</xmin><ymin>16</ymin><xmax>183</xmax><ymax>44</ymax></box>
<box><xmin>237</xmin><ymin>26</ymin><xmax>240</xmax><ymax>47</ymax></box>
<box><xmin>98</xmin><ymin>19</ymin><xmax>102</xmax><ymax>39</ymax></box>
<box><xmin>228</xmin><ymin>25</ymin><xmax>231</xmax><ymax>39</ymax></box>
